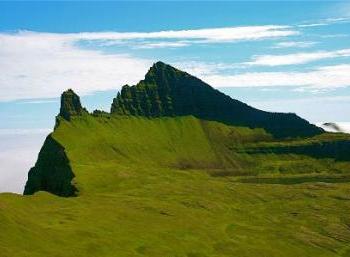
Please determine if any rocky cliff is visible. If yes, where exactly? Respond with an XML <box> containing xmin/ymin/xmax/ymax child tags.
<box><xmin>24</xmin><ymin>89</ymin><xmax>85</xmax><ymax>196</ymax></box>
<box><xmin>59</xmin><ymin>89</ymin><xmax>87</xmax><ymax>121</ymax></box>
<box><xmin>111</xmin><ymin>61</ymin><xmax>323</xmax><ymax>138</ymax></box>
<box><xmin>24</xmin><ymin>135</ymin><xmax>77</xmax><ymax>196</ymax></box>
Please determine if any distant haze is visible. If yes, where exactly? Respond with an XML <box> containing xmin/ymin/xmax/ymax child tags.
<box><xmin>0</xmin><ymin>130</ymin><xmax>50</xmax><ymax>194</ymax></box>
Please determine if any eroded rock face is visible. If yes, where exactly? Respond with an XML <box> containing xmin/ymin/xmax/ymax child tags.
<box><xmin>59</xmin><ymin>89</ymin><xmax>87</xmax><ymax>120</ymax></box>
<box><xmin>111</xmin><ymin>61</ymin><xmax>323</xmax><ymax>138</ymax></box>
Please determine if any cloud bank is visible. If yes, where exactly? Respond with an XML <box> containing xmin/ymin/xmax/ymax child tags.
<box><xmin>0</xmin><ymin>26</ymin><xmax>299</xmax><ymax>101</ymax></box>
<box><xmin>202</xmin><ymin>64</ymin><xmax>350</xmax><ymax>90</ymax></box>
<box><xmin>246</xmin><ymin>48</ymin><xmax>350</xmax><ymax>66</ymax></box>
<box><xmin>0</xmin><ymin>31</ymin><xmax>154</xmax><ymax>101</ymax></box>
<box><xmin>67</xmin><ymin>25</ymin><xmax>298</xmax><ymax>43</ymax></box>
<box><xmin>0</xmin><ymin>23</ymin><xmax>350</xmax><ymax>101</ymax></box>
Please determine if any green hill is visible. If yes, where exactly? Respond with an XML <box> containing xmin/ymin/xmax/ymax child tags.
<box><xmin>1</xmin><ymin>62</ymin><xmax>350</xmax><ymax>257</ymax></box>
<box><xmin>24</xmin><ymin>113</ymin><xmax>350</xmax><ymax>197</ymax></box>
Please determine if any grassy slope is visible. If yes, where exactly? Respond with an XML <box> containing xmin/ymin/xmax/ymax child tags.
<box><xmin>1</xmin><ymin>115</ymin><xmax>350</xmax><ymax>257</ymax></box>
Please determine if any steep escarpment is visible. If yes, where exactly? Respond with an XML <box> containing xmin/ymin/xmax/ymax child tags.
<box><xmin>23</xmin><ymin>135</ymin><xmax>77</xmax><ymax>196</ymax></box>
<box><xmin>111</xmin><ymin>61</ymin><xmax>322</xmax><ymax>138</ymax></box>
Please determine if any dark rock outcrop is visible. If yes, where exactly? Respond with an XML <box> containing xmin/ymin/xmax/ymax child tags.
<box><xmin>24</xmin><ymin>135</ymin><xmax>77</xmax><ymax>197</ymax></box>
<box><xmin>59</xmin><ymin>89</ymin><xmax>87</xmax><ymax>120</ymax></box>
<box><xmin>111</xmin><ymin>61</ymin><xmax>323</xmax><ymax>138</ymax></box>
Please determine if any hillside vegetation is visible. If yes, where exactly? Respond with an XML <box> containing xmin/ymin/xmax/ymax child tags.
<box><xmin>0</xmin><ymin>115</ymin><xmax>348</xmax><ymax>256</ymax></box>
<box><xmin>25</xmin><ymin>114</ymin><xmax>350</xmax><ymax>196</ymax></box>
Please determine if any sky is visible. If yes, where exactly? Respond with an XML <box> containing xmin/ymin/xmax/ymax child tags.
<box><xmin>1</xmin><ymin>1</ymin><xmax>350</xmax><ymax>193</ymax></box>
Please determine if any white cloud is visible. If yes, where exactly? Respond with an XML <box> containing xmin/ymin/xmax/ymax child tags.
<box><xmin>246</xmin><ymin>48</ymin><xmax>350</xmax><ymax>66</ymax></box>
<box><xmin>298</xmin><ymin>17</ymin><xmax>350</xmax><ymax>28</ymax></box>
<box><xmin>202</xmin><ymin>64</ymin><xmax>350</xmax><ymax>90</ymax></box>
<box><xmin>69</xmin><ymin>25</ymin><xmax>298</xmax><ymax>43</ymax></box>
<box><xmin>133</xmin><ymin>41</ymin><xmax>190</xmax><ymax>49</ymax></box>
<box><xmin>0</xmin><ymin>31</ymin><xmax>154</xmax><ymax>101</ymax></box>
<box><xmin>1</xmin><ymin>26</ymin><xmax>349</xmax><ymax>101</ymax></box>
<box><xmin>298</xmin><ymin>23</ymin><xmax>329</xmax><ymax>28</ymax></box>
<box><xmin>0</xmin><ymin>26</ymin><xmax>299</xmax><ymax>101</ymax></box>
<box><xmin>272</xmin><ymin>41</ymin><xmax>317</xmax><ymax>49</ymax></box>
<box><xmin>16</xmin><ymin>99</ymin><xmax>58</xmax><ymax>104</ymax></box>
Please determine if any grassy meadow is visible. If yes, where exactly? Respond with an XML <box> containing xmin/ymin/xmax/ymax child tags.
<box><xmin>1</xmin><ymin>115</ymin><xmax>350</xmax><ymax>256</ymax></box>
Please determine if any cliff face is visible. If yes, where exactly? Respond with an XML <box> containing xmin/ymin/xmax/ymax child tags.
<box><xmin>24</xmin><ymin>89</ymin><xmax>85</xmax><ymax>196</ymax></box>
<box><xmin>24</xmin><ymin>135</ymin><xmax>77</xmax><ymax>196</ymax></box>
<box><xmin>111</xmin><ymin>62</ymin><xmax>323</xmax><ymax>138</ymax></box>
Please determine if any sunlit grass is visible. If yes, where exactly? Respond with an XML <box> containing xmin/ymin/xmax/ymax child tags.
<box><xmin>1</xmin><ymin>115</ymin><xmax>350</xmax><ymax>256</ymax></box>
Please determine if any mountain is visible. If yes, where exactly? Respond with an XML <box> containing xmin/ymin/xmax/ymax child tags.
<box><xmin>111</xmin><ymin>61</ymin><xmax>322</xmax><ymax>138</ymax></box>
<box><xmin>23</xmin><ymin>62</ymin><xmax>350</xmax><ymax>197</ymax></box>
<box><xmin>2</xmin><ymin>62</ymin><xmax>350</xmax><ymax>257</ymax></box>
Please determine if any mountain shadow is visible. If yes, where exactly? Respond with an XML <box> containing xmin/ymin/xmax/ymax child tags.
<box><xmin>24</xmin><ymin>135</ymin><xmax>77</xmax><ymax>197</ymax></box>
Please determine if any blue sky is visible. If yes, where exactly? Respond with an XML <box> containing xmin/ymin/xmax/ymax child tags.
<box><xmin>1</xmin><ymin>1</ymin><xmax>350</xmax><ymax>192</ymax></box>
<box><xmin>1</xmin><ymin>1</ymin><xmax>350</xmax><ymax>128</ymax></box>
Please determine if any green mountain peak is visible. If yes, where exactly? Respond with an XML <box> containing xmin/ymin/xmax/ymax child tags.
<box><xmin>111</xmin><ymin>61</ymin><xmax>322</xmax><ymax>138</ymax></box>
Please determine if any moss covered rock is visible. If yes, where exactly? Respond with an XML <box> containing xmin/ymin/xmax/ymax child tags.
<box><xmin>59</xmin><ymin>89</ymin><xmax>87</xmax><ymax>120</ymax></box>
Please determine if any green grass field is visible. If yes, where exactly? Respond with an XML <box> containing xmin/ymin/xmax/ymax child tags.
<box><xmin>1</xmin><ymin>115</ymin><xmax>350</xmax><ymax>257</ymax></box>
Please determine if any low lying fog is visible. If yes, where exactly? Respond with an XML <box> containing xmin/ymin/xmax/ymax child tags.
<box><xmin>0</xmin><ymin>130</ymin><xmax>50</xmax><ymax>194</ymax></box>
